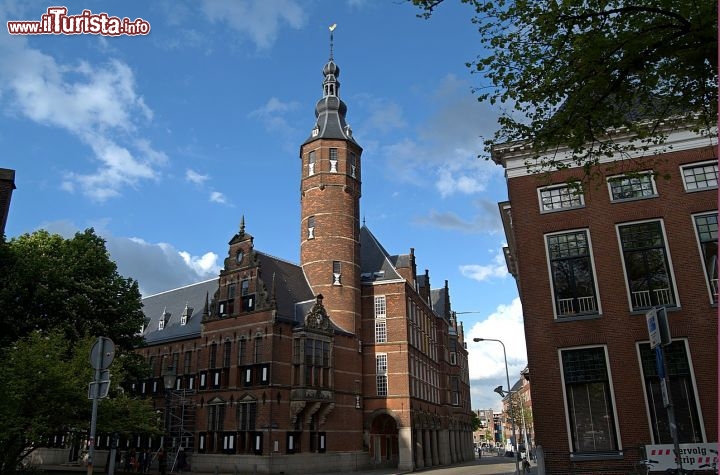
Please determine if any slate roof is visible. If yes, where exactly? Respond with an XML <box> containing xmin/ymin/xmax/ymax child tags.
<box><xmin>359</xmin><ymin>225</ymin><xmax>403</xmax><ymax>283</ymax></box>
<box><xmin>141</xmin><ymin>253</ymin><xmax>316</xmax><ymax>344</ymax></box>
<box><xmin>142</xmin><ymin>278</ymin><xmax>217</xmax><ymax>344</ymax></box>
<box><xmin>254</xmin><ymin>252</ymin><xmax>315</xmax><ymax>321</ymax></box>
<box><xmin>430</xmin><ymin>288</ymin><xmax>448</xmax><ymax>320</ymax></box>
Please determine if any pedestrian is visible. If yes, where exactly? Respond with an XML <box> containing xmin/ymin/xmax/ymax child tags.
<box><xmin>177</xmin><ymin>446</ymin><xmax>187</xmax><ymax>473</ymax></box>
<box><xmin>522</xmin><ymin>457</ymin><xmax>531</xmax><ymax>474</ymax></box>
<box><xmin>157</xmin><ymin>447</ymin><xmax>167</xmax><ymax>475</ymax></box>
<box><xmin>140</xmin><ymin>448</ymin><xmax>150</xmax><ymax>474</ymax></box>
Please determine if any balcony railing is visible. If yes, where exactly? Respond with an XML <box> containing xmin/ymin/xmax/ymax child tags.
<box><xmin>631</xmin><ymin>288</ymin><xmax>673</xmax><ymax>309</ymax></box>
<box><xmin>557</xmin><ymin>296</ymin><xmax>597</xmax><ymax>316</ymax></box>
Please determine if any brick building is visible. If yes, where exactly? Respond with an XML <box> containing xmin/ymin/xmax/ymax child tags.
<box><xmin>493</xmin><ymin>127</ymin><xmax>718</xmax><ymax>472</ymax></box>
<box><xmin>132</xmin><ymin>51</ymin><xmax>473</xmax><ymax>473</ymax></box>
<box><xmin>0</xmin><ymin>168</ymin><xmax>16</xmax><ymax>237</ymax></box>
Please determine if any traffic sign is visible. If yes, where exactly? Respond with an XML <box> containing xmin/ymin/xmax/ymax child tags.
<box><xmin>90</xmin><ymin>337</ymin><xmax>115</xmax><ymax>370</ymax></box>
<box><xmin>88</xmin><ymin>380</ymin><xmax>111</xmax><ymax>399</ymax></box>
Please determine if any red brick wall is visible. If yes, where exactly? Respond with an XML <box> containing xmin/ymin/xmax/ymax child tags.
<box><xmin>506</xmin><ymin>146</ymin><xmax>718</xmax><ymax>471</ymax></box>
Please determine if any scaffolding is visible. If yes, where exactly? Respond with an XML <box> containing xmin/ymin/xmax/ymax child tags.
<box><xmin>167</xmin><ymin>389</ymin><xmax>196</xmax><ymax>453</ymax></box>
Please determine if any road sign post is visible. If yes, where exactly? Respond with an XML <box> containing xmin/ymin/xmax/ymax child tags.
<box><xmin>87</xmin><ymin>337</ymin><xmax>115</xmax><ymax>475</ymax></box>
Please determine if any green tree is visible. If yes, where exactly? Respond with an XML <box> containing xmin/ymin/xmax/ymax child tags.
<box><xmin>0</xmin><ymin>229</ymin><xmax>146</xmax><ymax>350</ymax></box>
<box><xmin>471</xmin><ymin>411</ymin><xmax>482</xmax><ymax>431</ymax></box>
<box><xmin>0</xmin><ymin>229</ymin><xmax>158</xmax><ymax>472</ymax></box>
<box><xmin>411</xmin><ymin>0</ymin><xmax>717</xmax><ymax>176</ymax></box>
<box><xmin>0</xmin><ymin>332</ymin><xmax>160</xmax><ymax>473</ymax></box>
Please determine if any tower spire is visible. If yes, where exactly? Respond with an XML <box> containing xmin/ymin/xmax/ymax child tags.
<box><xmin>329</xmin><ymin>23</ymin><xmax>336</xmax><ymax>61</ymax></box>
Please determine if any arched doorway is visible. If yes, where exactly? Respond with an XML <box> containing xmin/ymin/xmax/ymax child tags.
<box><xmin>370</xmin><ymin>413</ymin><xmax>399</xmax><ymax>467</ymax></box>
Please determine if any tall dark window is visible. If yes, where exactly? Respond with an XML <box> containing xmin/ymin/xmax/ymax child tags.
<box><xmin>293</xmin><ymin>337</ymin><xmax>331</xmax><ymax>388</ymax></box>
<box><xmin>639</xmin><ymin>341</ymin><xmax>702</xmax><ymax>443</ymax></box>
<box><xmin>238</xmin><ymin>338</ymin><xmax>246</xmax><ymax>365</ymax></box>
<box><xmin>561</xmin><ymin>347</ymin><xmax>618</xmax><ymax>453</ymax></box>
<box><xmin>207</xmin><ymin>403</ymin><xmax>225</xmax><ymax>432</ymax></box>
<box><xmin>618</xmin><ymin>220</ymin><xmax>675</xmax><ymax>310</ymax></box>
<box><xmin>349</xmin><ymin>151</ymin><xmax>357</xmax><ymax>178</ymax></box>
<box><xmin>254</xmin><ymin>336</ymin><xmax>264</xmax><ymax>363</ymax></box>
<box><xmin>238</xmin><ymin>401</ymin><xmax>256</xmax><ymax>430</ymax></box>
<box><xmin>209</xmin><ymin>343</ymin><xmax>218</xmax><ymax>370</ymax></box>
<box><xmin>547</xmin><ymin>230</ymin><xmax>598</xmax><ymax>317</ymax></box>
<box><xmin>694</xmin><ymin>213</ymin><xmax>718</xmax><ymax>302</ymax></box>
<box><xmin>223</xmin><ymin>341</ymin><xmax>232</xmax><ymax>368</ymax></box>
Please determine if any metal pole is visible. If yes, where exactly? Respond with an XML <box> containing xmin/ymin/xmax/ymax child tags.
<box><xmin>475</xmin><ymin>338</ymin><xmax>519</xmax><ymax>475</ymax></box>
<box><xmin>499</xmin><ymin>341</ymin><xmax>520</xmax><ymax>475</ymax></box>
<box><xmin>86</xmin><ymin>338</ymin><xmax>103</xmax><ymax>475</ymax></box>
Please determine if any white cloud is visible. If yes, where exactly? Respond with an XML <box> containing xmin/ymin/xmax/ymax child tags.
<box><xmin>460</xmin><ymin>246</ymin><xmax>509</xmax><ymax>282</ymax></box>
<box><xmin>179</xmin><ymin>250</ymin><xmax>221</xmax><ymax>276</ymax></box>
<box><xmin>0</xmin><ymin>28</ymin><xmax>165</xmax><ymax>201</ymax></box>
<box><xmin>200</xmin><ymin>0</ymin><xmax>306</xmax><ymax>50</ymax></box>
<box><xmin>414</xmin><ymin>199</ymin><xmax>503</xmax><ymax>234</ymax></box>
<box><xmin>186</xmin><ymin>169</ymin><xmax>209</xmax><ymax>185</ymax></box>
<box><xmin>210</xmin><ymin>191</ymin><xmax>227</xmax><ymax>204</ymax></box>
<box><xmin>466</xmin><ymin>297</ymin><xmax>527</xmax><ymax>410</ymax></box>
<box><xmin>39</xmin><ymin>220</ymin><xmax>219</xmax><ymax>296</ymax></box>
<box><xmin>249</xmin><ymin>97</ymin><xmax>300</xmax><ymax>132</ymax></box>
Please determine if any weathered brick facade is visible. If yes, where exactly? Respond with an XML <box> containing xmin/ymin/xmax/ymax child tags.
<box><xmin>494</xmin><ymin>130</ymin><xmax>718</xmax><ymax>473</ymax></box>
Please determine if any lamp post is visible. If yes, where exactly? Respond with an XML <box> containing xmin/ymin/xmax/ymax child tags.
<box><xmin>474</xmin><ymin>337</ymin><xmax>519</xmax><ymax>475</ymax></box>
<box><xmin>162</xmin><ymin>366</ymin><xmax>177</xmax><ymax>449</ymax></box>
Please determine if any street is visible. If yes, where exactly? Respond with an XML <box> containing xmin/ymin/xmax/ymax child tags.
<box><xmin>326</xmin><ymin>452</ymin><xmax>526</xmax><ymax>475</ymax></box>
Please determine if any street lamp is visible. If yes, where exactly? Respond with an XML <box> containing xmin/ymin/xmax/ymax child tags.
<box><xmin>162</xmin><ymin>366</ymin><xmax>177</xmax><ymax>449</ymax></box>
<box><xmin>474</xmin><ymin>337</ymin><xmax>520</xmax><ymax>475</ymax></box>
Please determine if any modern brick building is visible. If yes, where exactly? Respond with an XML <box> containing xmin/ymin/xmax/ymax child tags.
<box><xmin>493</xmin><ymin>128</ymin><xmax>718</xmax><ymax>473</ymax></box>
<box><xmin>131</xmin><ymin>51</ymin><xmax>473</xmax><ymax>473</ymax></box>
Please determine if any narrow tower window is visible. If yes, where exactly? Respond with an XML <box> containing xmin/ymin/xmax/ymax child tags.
<box><xmin>332</xmin><ymin>261</ymin><xmax>341</xmax><ymax>285</ymax></box>
<box><xmin>308</xmin><ymin>151</ymin><xmax>316</xmax><ymax>176</ymax></box>
<box><xmin>308</xmin><ymin>216</ymin><xmax>316</xmax><ymax>239</ymax></box>
<box><xmin>329</xmin><ymin>148</ymin><xmax>338</xmax><ymax>172</ymax></box>
<box><xmin>349</xmin><ymin>152</ymin><xmax>356</xmax><ymax>178</ymax></box>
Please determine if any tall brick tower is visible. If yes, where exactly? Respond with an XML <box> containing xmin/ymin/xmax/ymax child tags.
<box><xmin>300</xmin><ymin>31</ymin><xmax>363</xmax><ymax>335</ymax></box>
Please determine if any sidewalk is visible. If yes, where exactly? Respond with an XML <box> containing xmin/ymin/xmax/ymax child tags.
<box><xmin>39</xmin><ymin>453</ymin><xmax>524</xmax><ymax>475</ymax></box>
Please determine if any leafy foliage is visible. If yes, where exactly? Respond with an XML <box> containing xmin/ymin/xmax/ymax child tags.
<box><xmin>0</xmin><ymin>230</ymin><xmax>158</xmax><ymax>472</ymax></box>
<box><xmin>0</xmin><ymin>228</ymin><xmax>146</xmax><ymax>350</ymax></box>
<box><xmin>411</xmin><ymin>0</ymin><xmax>717</xmax><ymax>174</ymax></box>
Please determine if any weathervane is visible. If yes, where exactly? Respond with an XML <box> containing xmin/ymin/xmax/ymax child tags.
<box><xmin>329</xmin><ymin>23</ymin><xmax>336</xmax><ymax>60</ymax></box>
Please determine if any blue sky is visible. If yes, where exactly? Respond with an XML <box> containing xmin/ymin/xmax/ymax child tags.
<box><xmin>1</xmin><ymin>0</ymin><xmax>527</xmax><ymax>412</ymax></box>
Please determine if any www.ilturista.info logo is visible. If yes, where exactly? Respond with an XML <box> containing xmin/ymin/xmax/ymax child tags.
<box><xmin>7</xmin><ymin>7</ymin><xmax>151</xmax><ymax>36</ymax></box>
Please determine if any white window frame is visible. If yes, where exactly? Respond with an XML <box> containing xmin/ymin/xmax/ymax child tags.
<box><xmin>307</xmin><ymin>216</ymin><xmax>315</xmax><ymax>240</ymax></box>
<box><xmin>308</xmin><ymin>150</ymin><xmax>316</xmax><ymax>176</ymax></box>
<box><xmin>329</xmin><ymin>148</ymin><xmax>338</xmax><ymax>173</ymax></box>
<box><xmin>374</xmin><ymin>295</ymin><xmax>386</xmax><ymax>318</ymax></box>
<box><xmin>545</xmin><ymin>228</ymin><xmax>602</xmax><ymax>319</ymax></box>
<box><xmin>538</xmin><ymin>183</ymin><xmax>584</xmax><ymax>213</ymax></box>
<box><xmin>616</xmin><ymin>219</ymin><xmax>679</xmax><ymax>312</ymax></box>
<box><xmin>375</xmin><ymin>320</ymin><xmax>387</xmax><ymax>343</ymax></box>
<box><xmin>558</xmin><ymin>344</ymin><xmax>621</xmax><ymax>455</ymax></box>
<box><xmin>376</xmin><ymin>353</ymin><xmax>388</xmax><ymax>396</ymax></box>
<box><xmin>681</xmin><ymin>160</ymin><xmax>718</xmax><ymax>192</ymax></box>
<box><xmin>607</xmin><ymin>171</ymin><xmax>658</xmax><ymax>202</ymax></box>
<box><xmin>635</xmin><ymin>338</ymin><xmax>706</xmax><ymax>444</ymax></box>
<box><xmin>691</xmin><ymin>211</ymin><xmax>718</xmax><ymax>304</ymax></box>
<box><xmin>332</xmin><ymin>261</ymin><xmax>341</xmax><ymax>285</ymax></box>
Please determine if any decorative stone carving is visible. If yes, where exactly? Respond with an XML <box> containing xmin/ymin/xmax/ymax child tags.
<box><xmin>304</xmin><ymin>294</ymin><xmax>331</xmax><ymax>331</ymax></box>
